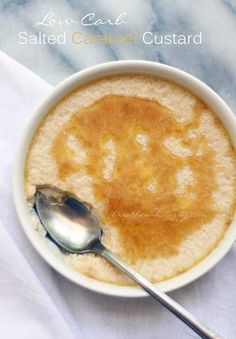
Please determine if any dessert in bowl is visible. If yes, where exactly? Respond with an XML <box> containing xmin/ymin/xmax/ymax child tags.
<box><xmin>14</xmin><ymin>61</ymin><xmax>236</xmax><ymax>297</ymax></box>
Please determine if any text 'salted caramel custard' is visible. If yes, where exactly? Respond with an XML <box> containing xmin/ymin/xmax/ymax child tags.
<box><xmin>25</xmin><ymin>75</ymin><xmax>236</xmax><ymax>285</ymax></box>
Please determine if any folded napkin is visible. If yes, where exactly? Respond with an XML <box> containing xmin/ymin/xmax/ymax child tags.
<box><xmin>0</xmin><ymin>50</ymin><xmax>236</xmax><ymax>339</ymax></box>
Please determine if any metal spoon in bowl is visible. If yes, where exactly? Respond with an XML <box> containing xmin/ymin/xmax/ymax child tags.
<box><xmin>34</xmin><ymin>186</ymin><xmax>220</xmax><ymax>339</ymax></box>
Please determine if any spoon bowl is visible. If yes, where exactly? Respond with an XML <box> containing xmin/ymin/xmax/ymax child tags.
<box><xmin>35</xmin><ymin>187</ymin><xmax>102</xmax><ymax>253</ymax></box>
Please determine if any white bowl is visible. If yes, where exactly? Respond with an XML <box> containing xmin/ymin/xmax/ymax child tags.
<box><xmin>13</xmin><ymin>60</ymin><xmax>236</xmax><ymax>298</ymax></box>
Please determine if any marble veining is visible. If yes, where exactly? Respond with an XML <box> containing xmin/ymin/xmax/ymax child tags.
<box><xmin>0</xmin><ymin>0</ymin><xmax>235</xmax><ymax>112</ymax></box>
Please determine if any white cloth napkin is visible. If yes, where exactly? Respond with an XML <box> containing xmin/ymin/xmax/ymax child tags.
<box><xmin>0</xmin><ymin>50</ymin><xmax>236</xmax><ymax>339</ymax></box>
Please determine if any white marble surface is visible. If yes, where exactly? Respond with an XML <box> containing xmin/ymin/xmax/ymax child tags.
<box><xmin>0</xmin><ymin>0</ymin><xmax>236</xmax><ymax>112</ymax></box>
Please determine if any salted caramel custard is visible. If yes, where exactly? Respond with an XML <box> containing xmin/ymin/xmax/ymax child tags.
<box><xmin>25</xmin><ymin>75</ymin><xmax>236</xmax><ymax>285</ymax></box>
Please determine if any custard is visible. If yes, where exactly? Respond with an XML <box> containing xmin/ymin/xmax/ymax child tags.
<box><xmin>25</xmin><ymin>75</ymin><xmax>236</xmax><ymax>285</ymax></box>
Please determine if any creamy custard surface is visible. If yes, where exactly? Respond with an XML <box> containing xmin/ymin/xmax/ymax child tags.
<box><xmin>25</xmin><ymin>75</ymin><xmax>236</xmax><ymax>285</ymax></box>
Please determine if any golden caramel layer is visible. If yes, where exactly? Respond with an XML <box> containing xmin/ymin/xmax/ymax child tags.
<box><xmin>51</xmin><ymin>94</ymin><xmax>217</xmax><ymax>263</ymax></box>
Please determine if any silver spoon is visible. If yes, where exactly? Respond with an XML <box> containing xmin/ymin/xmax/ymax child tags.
<box><xmin>34</xmin><ymin>186</ymin><xmax>220</xmax><ymax>339</ymax></box>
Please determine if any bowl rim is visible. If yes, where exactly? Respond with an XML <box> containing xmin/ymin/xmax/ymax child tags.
<box><xmin>13</xmin><ymin>60</ymin><xmax>236</xmax><ymax>298</ymax></box>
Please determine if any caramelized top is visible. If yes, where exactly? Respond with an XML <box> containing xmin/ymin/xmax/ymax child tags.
<box><xmin>51</xmin><ymin>94</ymin><xmax>217</xmax><ymax>263</ymax></box>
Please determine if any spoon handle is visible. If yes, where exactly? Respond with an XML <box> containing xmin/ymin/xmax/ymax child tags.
<box><xmin>93</xmin><ymin>242</ymin><xmax>220</xmax><ymax>339</ymax></box>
